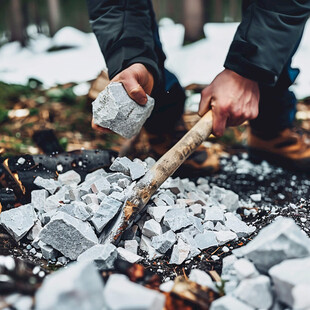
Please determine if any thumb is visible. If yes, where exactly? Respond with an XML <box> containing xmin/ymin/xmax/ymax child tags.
<box><xmin>198</xmin><ymin>87</ymin><xmax>212</xmax><ymax>117</ymax></box>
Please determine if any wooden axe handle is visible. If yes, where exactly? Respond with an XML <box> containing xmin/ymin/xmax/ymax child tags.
<box><xmin>148</xmin><ymin>110</ymin><xmax>213</xmax><ymax>190</ymax></box>
<box><xmin>127</xmin><ymin>111</ymin><xmax>213</xmax><ymax>215</ymax></box>
<box><xmin>110</xmin><ymin>111</ymin><xmax>213</xmax><ymax>243</ymax></box>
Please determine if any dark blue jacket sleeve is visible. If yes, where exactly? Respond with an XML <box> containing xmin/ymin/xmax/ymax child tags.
<box><xmin>225</xmin><ymin>0</ymin><xmax>310</xmax><ymax>85</ymax></box>
<box><xmin>86</xmin><ymin>0</ymin><xmax>161</xmax><ymax>85</ymax></box>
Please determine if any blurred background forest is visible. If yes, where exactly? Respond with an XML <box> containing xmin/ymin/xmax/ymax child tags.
<box><xmin>0</xmin><ymin>0</ymin><xmax>242</xmax><ymax>46</ymax></box>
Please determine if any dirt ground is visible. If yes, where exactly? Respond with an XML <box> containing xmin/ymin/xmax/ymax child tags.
<box><xmin>0</xmin><ymin>82</ymin><xmax>310</xmax><ymax>298</ymax></box>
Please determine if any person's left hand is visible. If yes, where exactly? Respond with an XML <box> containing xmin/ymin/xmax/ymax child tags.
<box><xmin>92</xmin><ymin>63</ymin><xmax>154</xmax><ymax>133</ymax></box>
<box><xmin>199</xmin><ymin>69</ymin><xmax>260</xmax><ymax>137</ymax></box>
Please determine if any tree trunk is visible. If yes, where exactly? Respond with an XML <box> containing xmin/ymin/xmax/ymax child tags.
<box><xmin>183</xmin><ymin>0</ymin><xmax>205</xmax><ymax>43</ymax></box>
<box><xmin>214</xmin><ymin>0</ymin><xmax>223</xmax><ymax>22</ymax></box>
<box><xmin>47</xmin><ymin>0</ymin><xmax>60</xmax><ymax>36</ymax></box>
<box><xmin>9</xmin><ymin>0</ymin><xmax>26</xmax><ymax>46</ymax></box>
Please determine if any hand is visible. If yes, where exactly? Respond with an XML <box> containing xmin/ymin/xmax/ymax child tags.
<box><xmin>92</xmin><ymin>63</ymin><xmax>154</xmax><ymax>133</ymax></box>
<box><xmin>199</xmin><ymin>69</ymin><xmax>260</xmax><ymax>137</ymax></box>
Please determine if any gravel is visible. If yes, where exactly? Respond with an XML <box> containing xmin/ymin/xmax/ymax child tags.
<box><xmin>1</xmin><ymin>152</ymin><xmax>310</xmax><ymax>310</ymax></box>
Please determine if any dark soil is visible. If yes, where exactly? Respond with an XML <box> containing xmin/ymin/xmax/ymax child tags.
<box><xmin>141</xmin><ymin>152</ymin><xmax>310</xmax><ymax>281</ymax></box>
<box><xmin>1</xmin><ymin>151</ymin><xmax>310</xmax><ymax>293</ymax></box>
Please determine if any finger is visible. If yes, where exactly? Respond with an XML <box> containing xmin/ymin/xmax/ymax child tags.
<box><xmin>92</xmin><ymin>120</ymin><xmax>112</xmax><ymax>134</ymax></box>
<box><xmin>212</xmin><ymin>104</ymin><xmax>228</xmax><ymax>137</ymax></box>
<box><xmin>114</xmin><ymin>76</ymin><xmax>147</xmax><ymax>106</ymax></box>
<box><xmin>198</xmin><ymin>87</ymin><xmax>212</xmax><ymax>117</ymax></box>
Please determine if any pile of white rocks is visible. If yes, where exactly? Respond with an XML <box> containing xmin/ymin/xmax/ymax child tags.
<box><xmin>34</xmin><ymin>260</ymin><xmax>166</xmax><ymax>310</ymax></box>
<box><xmin>0</xmin><ymin>156</ymin><xmax>255</xmax><ymax>267</ymax></box>
<box><xmin>1</xmin><ymin>216</ymin><xmax>310</xmax><ymax>310</ymax></box>
<box><xmin>210</xmin><ymin>217</ymin><xmax>310</xmax><ymax>310</ymax></box>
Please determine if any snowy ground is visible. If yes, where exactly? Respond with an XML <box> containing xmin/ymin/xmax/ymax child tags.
<box><xmin>0</xmin><ymin>19</ymin><xmax>309</xmax><ymax>99</ymax></box>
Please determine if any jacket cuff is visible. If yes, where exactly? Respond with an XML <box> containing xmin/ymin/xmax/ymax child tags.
<box><xmin>105</xmin><ymin>39</ymin><xmax>161</xmax><ymax>92</ymax></box>
<box><xmin>224</xmin><ymin>40</ymin><xmax>278</xmax><ymax>86</ymax></box>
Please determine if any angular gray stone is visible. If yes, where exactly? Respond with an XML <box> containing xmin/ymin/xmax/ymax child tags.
<box><xmin>213</xmin><ymin>222</ymin><xmax>229</xmax><ymax>232</ymax></box>
<box><xmin>5</xmin><ymin>294</ymin><xmax>33</xmax><ymax>310</ymax></box>
<box><xmin>90</xmin><ymin>176</ymin><xmax>111</xmax><ymax>195</ymax></box>
<box><xmin>215</xmin><ymin>230</ymin><xmax>238</xmax><ymax>245</ymax></box>
<box><xmin>110</xmin><ymin>156</ymin><xmax>132</xmax><ymax>175</ymax></box>
<box><xmin>194</xmin><ymin>231</ymin><xmax>218</xmax><ymax>250</ymax></box>
<box><xmin>234</xmin><ymin>275</ymin><xmax>273</xmax><ymax>309</ymax></box>
<box><xmin>189</xmin><ymin>269</ymin><xmax>216</xmax><ymax>291</ymax></box>
<box><xmin>27</xmin><ymin>220</ymin><xmax>43</xmax><ymax>241</ymax></box>
<box><xmin>85</xmin><ymin>202</ymin><xmax>100</xmax><ymax>215</ymax></box>
<box><xmin>151</xmin><ymin>230</ymin><xmax>176</xmax><ymax>254</ymax></box>
<box><xmin>142</xmin><ymin>219</ymin><xmax>162</xmax><ymax>238</ymax></box>
<box><xmin>163</xmin><ymin>208</ymin><xmax>192</xmax><ymax>232</ymax></box>
<box><xmin>58</xmin><ymin>170</ymin><xmax>81</xmax><ymax>186</ymax></box>
<box><xmin>144</xmin><ymin>157</ymin><xmax>156</xmax><ymax>169</ymax></box>
<box><xmin>57</xmin><ymin>256</ymin><xmax>69</xmax><ymax>265</ymax></box>
<box><xmin>233</xmin><ymin>217</ymin><xmax>310</xmax><ymax>272</ymax></box>
<box><xmin>140</xmin><ymin>235</ymin><xmax>163</xmax><ymax>260</ymax></box>
<box><xmin>91</xmin><ymin>196</ymin><xmax>122</xmax><ymax>233</ymax></box>
<box><xmin>0</xmin><ymin>204</ymin><xmax>36</xmax><ymax>241</ymax></box>
<box><xmin>210</xmin><ymin>186</ymin><xmax>239</xmax><ymax>212</ymax></box>
<box><xmin>177</xmin><ymin>231</ymin><xmax>200</xmax><ymax>258</ymax></box>
<box><xmin>153</xmin><ymin>197</ymin><xmax>167</xmax><ymax>206</ymax></box>
<box><xmin>67</xmin><ymin>189</ymin><xmax>81</xmax><ymax>201</ymax></box>
<box><xmin>161</xmin><ymin>178</ymin><xmax>183</xmax><ymax>195</ymax></box>
<box><xmin>124</xmin><ymin>240</ymin><xmax>139</xmax><ymax>255</ymax></box>
<box><xmin>221</xmin><ymin>190</ymin><xmax>239</xmax><ymax>212</ymax></box>
<box><xmin>158</xmin><ymin>193</ymin><xmax>175</xmax><ymax>206</ymax></box>
<box><xmin>106</xmin><ymin>172</ymin><xmax>131</xmax><ymax>184</ymax></box>
<box><xmin>110</xmin><ymin>183</ymin><xmax>123</xmax><ymax>192</ymax></box>
<box><xmin>58</xmin><ymin>203</ymin><xmax>91</xmax><ymax>221</ymax></box>
<box><xmin>187</xmin><ymin>191</ymin><xmax>207</xmax><ymax>205</ymax></box>
<box><xmin>204</xmin><ymin>206</ymin><xmax>225</xmax><ymax>222</ymax></box>
<box><xmin>128</xmin><ymin>161</ymin><xmax>146</xmax><ymax>180</ymax></box>
<box><xmin>221</xmin><ymin>254</ymin><xmax>238</xmax><ymax>275</ymax></box>
<box><xmin>77</xmin><ymin>243</ymin><xmax>117</xmax><ymax>270</ymax></box>
<box><xmin>224</xmin><ymin>212</ymin><xmax>255</xmax><ymax>237</ymax></box>
<box><xmin>189</xmin><ymin>204</ymin><xmax>202</xmax><ymax>215</ymax></box>
<box><xmin>159</xmin><ymin>280</ymin><xmax>174</xmax><ymax>293</ymax></box>
<box><xmin>210</xmin><ymin>186</ymin><xmax>227</xmax><ymax>201</ymax></box>
<box><xmin>109</xmin><ymin>191</ymin><xmax>126</xmax><ymax>202</ymax></box>
<box><xmin>269</xmin><ymin>257</ymin><xmax>310</xmax><ymax>308</ymax></box>
<box><xmin>204</xmin><ymin>221</ymin><xmax>215</xmax><ymax>230</ymax></box>
<box><xmin>85</xmin><ymin>168</ymin><xmax>107</xmax><ymax>182</ymax></box>
<box><xmin>233</xmin><ymin>258</ymin><xmax>258</xmax><ymax>280</ymax></box>
<box><xmin>147</xmin><ymin>206</ymin><xmax>171</xmax><ymax>222</ymax></box>
<box><xmin>31</xmin><ymin>189</ymin><xmax>48</xmax><ymax>211</ymax></box>
<box><xmin>39</xmin><ymin>241</ymin><xmax>58</xmax><ymax>260</ymax></box>
<box><xmin>291</xmin><ymin>284</ymin><xmax>310</xmax><ymax>310</ymax></box>
<box><xmin>17</xmin><ymin>157</ymin><xmax>26</xmax><ymax>165</ymax></box>
<box><xmin>210</xmin><ymin>295</ymin><xmax>254</xmax><ymax>310</ymax></box>
<box><xmin>117</xmin><ymin>247</ymin><xmax>143</xmax><ymax>264</ymax></box>
<box><xmin>40</xmin><ymin>210</ymin><xmax>56</xmax><ymax>225</ymax></box>
<box><xmin>117</xmin><ymin>177</ymin><xmax>131</xmax><ymax>189</ymax></box>
<box><xmin>35</xmin><ymin>261</ymin><xmax>105</xmax><ymax>310</ymax></box>
<box><xmin>103</xmin><ymin>274</ymin><xmax>165</xmax><ymax>310</ymax></box>
<box><xmin>169</xmin><ymin>238</ymin><xmax>191</xmax><ymax>265</ymax></box>
<box><xmin>39</xmin><ymin>212</ymin><xmax>98</xmax><ymax>260</ymax></box>
<box><xmin>92</xmin><ymin>82</ymin><xmax>155</xmax><ymax>139</ymax></box>
<box><xmin>34</xmin><ymin>176</ymin><xmax>60</xmax><ymax>195</ymax></box>
<box><xmin>250</xmin><ymin>193</ymin><xmax>261</xmax><ymax>202</ymax></box>
<box><xmin>81</xmin><ymin>193</ymin><xmax>99</xmax><ymax>205</ymax></box>
<box><xmin>188</xmin><ymin>215</ymin><xmax>204</xmax><ymax>233</ymax></box>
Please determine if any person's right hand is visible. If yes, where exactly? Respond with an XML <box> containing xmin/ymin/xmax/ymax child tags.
<box><xmin>199</xmin><ymin>69</ymin><xmax>260</xmax><ymax>137</ymax></box>
<box><xmin>92</xmin><ymin>63</ymin><xmax>154</xmax><ymax>133</ymax></box>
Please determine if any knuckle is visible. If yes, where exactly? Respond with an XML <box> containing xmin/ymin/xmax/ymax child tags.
<box><xmin>233</xmin><ymin>109</ymin><xmax>243</xmax><ymax>119</ymax></box>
